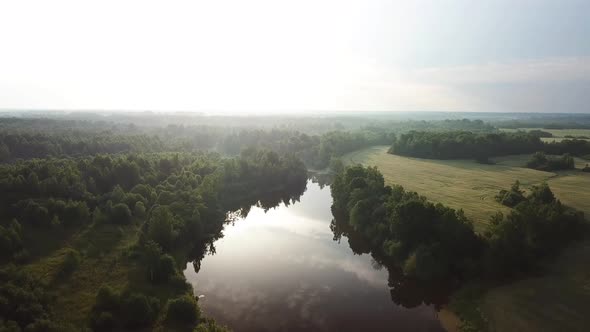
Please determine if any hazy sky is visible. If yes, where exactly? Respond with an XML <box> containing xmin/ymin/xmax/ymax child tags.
<box><xmin>1</xmin><ymin>0</ymin><xmax>589</xmax><ymax>113</ymax></box>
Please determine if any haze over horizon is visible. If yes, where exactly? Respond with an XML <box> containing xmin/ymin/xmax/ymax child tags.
<box><xmin>1</xmin><ymin>0</ymin><xmax>589</xmax><ymax>113</ymax></box>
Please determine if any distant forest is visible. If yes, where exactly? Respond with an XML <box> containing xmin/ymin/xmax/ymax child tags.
<box><xmin>389</xmin><ymin>130</ymin><xmax>590</xmax><ymax>161</ymax></box>
<box><xmin>0</xmin><ymin>116</ymin><xmax>495</xmax><ymax>169</ymax></box>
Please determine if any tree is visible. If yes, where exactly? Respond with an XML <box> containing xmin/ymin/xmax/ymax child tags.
<box><xmin>121</xmin><ymin>293</ymin><xmax>159</xmax><ymax>328</ymax></box>
<box><xmin>166</xmin><ymin>295</ymin><xmax>199</xmax><ymax>324</ymax></box>
<box><xmin>144</xmin><ymin>240</ymin><xmax>163</xmax><ymax>283</ymax></box>
<box><xmin>147</xmin><ymin>207</ymin><xmax>175</xmax><ymax>250</ymax></box>
<box><xmin>134</xmin><ymin>201</ymin><xmax>146</xmax><ymax>218</ymax></box>
<box><xmin>110</xmin><ymin>203</ymin><xmax>132</xmax><ymax>224</ymax></box>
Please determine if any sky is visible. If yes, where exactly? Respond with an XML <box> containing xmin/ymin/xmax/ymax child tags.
<box><xmin>0</xmin><ymin>0</ymin><xmax>589</xmax><ymax>113</ymax></box>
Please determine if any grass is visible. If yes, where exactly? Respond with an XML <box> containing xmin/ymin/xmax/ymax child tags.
<box><xmin>343</xmin><ymin>146</ymin><xmax>551</xmax><ymax>231</ymax></box>
<box><xmin>481</xmin><ymin>241</ymin><xmax>590</xmax><ymax>332</ymax></box>
<box><xmin>23</xmin><ymin>222</ymin><xmax>139</xmax><ymax>327</ymax></box>
<box><xmin>343</xmin><ymin>146</ymin><xmax>590</xmax><ymax>331</ymax></box>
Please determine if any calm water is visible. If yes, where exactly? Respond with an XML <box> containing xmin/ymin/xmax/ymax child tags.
<box><xmin>184</xmin><ymin>181</ymin><xmax>446</xmax><ymax>332</ymax></box>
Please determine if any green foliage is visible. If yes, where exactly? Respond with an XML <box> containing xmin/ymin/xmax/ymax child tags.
<box><xmin>90</xmin><ymin>287</ymin><xmax>160</xmax><ymax>330</ymax></box>
<box><xmin>147</xmin><ymin>207</ymin><xmax>176</xmax><ymax>250</ymax></box>
<box><xmin>526</xmin><ymin>152</ymin><xmax>575</xmax><ymax>171</ymax></box>
<box><xmin>0</xmin><ymin>219</ymin><xmax>23</xmax><ymax>262</ymax></box>
<box><xmin>331</xmin><ymin>165</ymin><xmax>483</xmax><ymax>281</ymax></box>
<box><xmin>166</xmin><ymin>295</ymin><xmax>200</xmax><ymax>325</ymax></box>
<box><xmin>0</xmin><ymin>266</ymin><xmax>55</xmax><ymax>331</ymax></box>
<box><xmin>193</xmin><ymin>319</ymin><xmax>230</xmax><ymax>332</ymax></box>
<box><xmin>142</xmin><ymin>240</ymin><xmax>177</xmax><ymax>283</ymax></box>
<box><xmin>485</xmin><ymin>183</ymin><xmax>586</xmax><ymax>277</ymax></box>
<box><xmin>390</xmin><ymin>130</ymin><xmax>543</xmax><ymax>160</ymax></box>
<box><xmin>109</xmin><ymin>203</ymin><xmax>132</xmax><ymax>224</ymax></box>
<box><xmin>59</xmin><ymin>249</ymin><xmax>81</xmax><ymax>277</ymax></box>
<box><xmin>121</xmin><ymin>293</ymin><xmax>160</xmax><ymax>328</ymax></box>
<box><xmin>448</xmin><ymin>284</ymin><xmax>488</xmax><ymax>332</ymax></box>
<box><xmin>134</xmin><ymin>201</ymin><xmax>146</xmax><ymax>218</ymax></box>
<box><xmin>528</xmin><ymin>129</ymin><xmax>553</xmax><ymax>138</ymax></box>
<box><xmin>94</xmin><ymin>285</ymin><xmax>120</xmax><ymax>312</ymax></box>
<box><xmin>495</xmin><ymin>180</ymin><xmax>526</xmax><ymax>207</ymax></box>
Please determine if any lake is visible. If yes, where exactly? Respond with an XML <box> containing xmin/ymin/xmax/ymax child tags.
<box><xmin>184</xmin><ymin>181</ymin><xmax>448</xmax><ymax>332</ymax></box>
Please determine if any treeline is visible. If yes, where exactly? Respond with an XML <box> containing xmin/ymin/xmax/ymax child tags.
<box><xmin>331</xmin><ymin>166</ymin><xmax>483</xmax><ymax>281</ymax></box>
<box><xmin>0</xmin><ymin>123</ymin><xmax>394</xmax><ymax>169</ymax></box>
<box><xmin>491</xmin><ymin>114</ymin><xmax>590</xmax><ymax>129</ymax></box>
<box><xmin>220</xmin><ymin>129</ymin><xmax>394</xmax><ymax>169</ymax></box>
<box><xmin>526</xmin><ymin>152</ymin><xmax>575</xmax><ymax>171</ymax></box>
<box><xmin>389</xmin><ymin>131</ymin><xmax>543</xmax><ymax>160</ymax></box>
<box><xmin>0</xmin><ymin>150</ymin><xmax>307</xmax><ymax>331</ymax></box>
<box><xmin>0</xmin><ymin>132</ymin><xmax>167</xmax><ymax>161</ymax></box>
<box><xmin>389</xmin><ymin>130</ymin><xmax>590</xmax><ymax>161</ymax></box>
<box><xmin>331</xmin><ymin>166</ymin><xmax>586</xmax><ymax>282</ymax></box>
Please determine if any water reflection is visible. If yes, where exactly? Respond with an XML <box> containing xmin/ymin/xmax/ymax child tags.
<box><xmin>184</xmin><ymin>181</ymin><xmax>447</xmax><ymax>332</ymax></box>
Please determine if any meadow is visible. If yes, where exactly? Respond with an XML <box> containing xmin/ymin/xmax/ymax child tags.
<box><xmin>343</xmin><ymin>145</ymin><xmax>590</xmax><ymax>331</ymax></box>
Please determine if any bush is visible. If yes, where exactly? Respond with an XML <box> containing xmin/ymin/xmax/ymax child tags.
<box><xmin>59</xmin><ymin>249</ymin><xmax>81</xmax><ymax>277</ymax></box>
<box><xmin>94</xmin><ymin>285</ymin><xmax>120</xmax><ymax>312</ymax></box>
<box><xmin>166</xmin><ymin>295</ymin><xmax>200</xmax><ymax>324</ymax></box>
<box><xmin>110</xmin><ymin>203</ymin><xmax>132</xmax><ymax>224</ymax></box>
<box><xmin>121</xmin><ymin>293</ymin><xmax>160</xmax><ymax>328</ymax></box>
<box><xmin>194</xmin><ymin>320</ymin><xmax>230</xmax><ymax>332</ymax></box>
<box><xmin>169</xmin><ymin>274</ymin><xmax>192</xmax><ymax>293</ymax></box>
<box><xmin>158</xmin><ymin>254</ymin><xmax>177</xmax><ymax>279</ymax></box>
<box><xmin>495</xmin><ymin>181</ymin><xmax>525</xmax><ymax>207</ymax></box>
<box><xmin>526</xmin><ymin>152</ymin><xmax>574</xmax><ymax>171</ymax></box>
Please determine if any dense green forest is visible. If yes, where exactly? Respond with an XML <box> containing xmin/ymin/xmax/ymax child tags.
<box><xmin>331</xmin><ymin>165</ymin><xmax>585</xmax><ymax>281</ymax></box>
<box><xmin>0</xmin><ymin>117</ymin><xmax>399</xmax><ymax>169</ymax></box>
<box><xmin>0</xmin><ymin>148</ymin><xmax>307</xmax><ymax>331</ymax></box>
<box><xmin>389</xmin><ymin>130</ymin><xmax>590</xmax><ymax>161</ymax></box>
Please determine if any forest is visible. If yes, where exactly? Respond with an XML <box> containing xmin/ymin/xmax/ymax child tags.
<box><xmin>331</xmin><ymin>165</ymin><xmax>586</xmax><ymax>280</ymax></box>
<box><xmin>1</xmin><ymin>112</ymin><xmax>590</xmax><ymax>332</ymax></box>
<box><xmin>389</xmin><ymin>130</ymin><xmax>590</xmax><ymax>161</ymax></box>
<box><xmin>0</xmin><ymin>147</ymin><xmax>307</xmax><ymax>331</ymax></box>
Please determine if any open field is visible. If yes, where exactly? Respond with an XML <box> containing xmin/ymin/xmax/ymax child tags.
<box><xmin>343</xmin><ymin>146</ymin><xmax>590</xmax><ymax>332</ymax></box>
<box><xmin>343</xmin><ymin>146</ymin><xmax>553</xmax><ymax>230</ymax></box>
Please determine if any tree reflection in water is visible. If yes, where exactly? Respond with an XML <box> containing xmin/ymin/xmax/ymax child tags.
<box><xmin>330</xmin><ymin>206</ymin><xmax>451</xmax><ymax>310</ymax></box>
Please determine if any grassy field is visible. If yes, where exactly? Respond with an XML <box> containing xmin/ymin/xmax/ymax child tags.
<box><xmin>343</xmin><ymin>146</ymin><xmax>553</xmax><ymax>230</ymax></box>
<box><xmin>343</xmin><ymin>146</ymin><xmax>590</xmax><ymax>332</ymax></box>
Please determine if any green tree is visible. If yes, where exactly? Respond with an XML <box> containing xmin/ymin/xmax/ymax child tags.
<box><xmin>147</xmin><ymin>207</ymin><xmax>175</xmax><ymax>250</ymax></box>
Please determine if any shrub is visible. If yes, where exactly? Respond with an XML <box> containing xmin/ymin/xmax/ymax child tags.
<box><xmin>94</xmin><ymin>285</ymin><xmax>120</xmax><ymax>312</ymax></box>
<box><xmin>194</xmin><ymin>320</ymin><xmax>230</xmax><ymax>332</ymax></box>
<box><xmin>166</xmin><ymin>295</ymin><xmax>200</xmax><ymax>324</ymax></box>
<box><xmin>121</xmin><ymin>293</ymin><xmax>160</xmax><ymax>328</ymax></box>
<box><xmin>110</xmin><ymin>203</ymin><xmax>132</xmax><ymax>224</ymax></box>
<box><xmin>59</xmin><ymin>249</ymin><xmax>81</xmax><ymax>277</ymax></box>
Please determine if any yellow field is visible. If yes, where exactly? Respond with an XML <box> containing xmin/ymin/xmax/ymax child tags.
<box><xmin>343</xmin><ymin>146</ymin><xmax>590</xmax><ymax>332</ymax></box>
